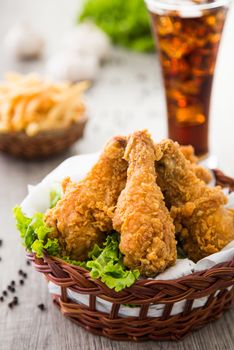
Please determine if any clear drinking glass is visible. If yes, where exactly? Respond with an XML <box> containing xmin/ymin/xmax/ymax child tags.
<box><xmin>145</xmin><ymin>0</ymin><xmax>232</xmax><ymax>156</ymax></box>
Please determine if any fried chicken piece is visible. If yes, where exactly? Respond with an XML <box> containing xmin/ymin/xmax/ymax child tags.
<box><xmin>156</xmin><ymin>140</ymin><xmax>234</xmax><ymax>261</ymax></box>
<box><xmin>45</xmin><ymin>136</ymin><xmax>127</xmax><ymax>260</ymax></box>
<box><xmin>113</xmin><ymin>131</ymin><xmax>176</xmax><ymax>277</ymax></box>
<box><xmin>180</xmin><ymin>145</ymin><xmax>212</xmax><ymax>184</ymax></box>
<box><xmin>179</xmin><ymin>145</ymin><xmax>197</xmax><ymax>164</ymax></box>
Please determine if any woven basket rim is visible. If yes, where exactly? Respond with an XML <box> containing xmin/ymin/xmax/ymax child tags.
<box><xmin>30</xmin><ymin>252</ymin><xmax>234</xmax><ymax>285</ymax></box>
<box><xmin>27</xmin><ymin>250</ymin><xmax>234</xmax><ymax>308</ymax></box>
<box><xmin>0</xmin><ymin>115</ymin><xmax>88</xmax><ymax>139</ymax></box>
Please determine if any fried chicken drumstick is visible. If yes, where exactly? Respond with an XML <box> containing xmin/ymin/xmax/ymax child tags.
<box><xmin>45</xmin><ymin>136</ymin><xmax>127</xmax><ymax>260</ymax></box>
<box><xmin>156</xmin><ymin>140</ymin><xmax>234</xmax><ymax>261</ymax></box>
<box><xmin>113</xmin><ymin>131</ymin><xmax>176</xmax><ymax>276</ymax></box>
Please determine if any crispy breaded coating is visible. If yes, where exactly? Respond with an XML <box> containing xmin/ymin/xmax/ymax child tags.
<box><xmin>113</xmin><ymin>131</ymin><xmax>176</xmax><ymax>277</ymax></box>
<box><xmin>45</xmin><ymin>136</ymin><xmax>127</xmax><ymax>260</ymax></box>
<box><xmin>179</xmin><ymin>145</ymin><xmax>197</xmax><ymax>164</ymax></box>
<box><xmin>180</xmin><ymin>145</ymin><xmax>212</xmax><ymax>184</ymax></box>
<box><xmin>156</xmin><ymin>140</ymin><xmax>234</xmax><ymax>261</ymax></box>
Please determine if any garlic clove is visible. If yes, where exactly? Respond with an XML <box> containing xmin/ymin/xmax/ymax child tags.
<box><xmin>46</xmin><ymin>51</ymin><xmax>100</xmax><ymax>82</ymax></box>
<box><xmin>4</xmin><ymin>22</ymin><xmax>44</xmax><ymax>60</ymax></box>
<box><xmin>62</xmin><ymin>22</ymin><xmax>111</xmax><ymax>62</ymax></box>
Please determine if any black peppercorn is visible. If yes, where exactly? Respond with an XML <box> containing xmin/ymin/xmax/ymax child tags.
<box><xmin>37</xmin><ymin>303</ymin><xmax>45</xmax><ymax>311</ymax></box>
<box><xmin>8</xmin><ymin>302</ymin><xmax>13</xmax><ymax>309</ymax></box>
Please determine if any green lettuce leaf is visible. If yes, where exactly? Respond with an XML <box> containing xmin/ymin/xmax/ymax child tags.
<box><xmin>49</xmin><ymin>183</ymin><xmax>62</xmax><ymax>208</ymax></box>
<box><xmin>79</xmin><ymin>0</ymin><xmax>154</xmax><ymax>52</ymax></box>
<box><xmin>61</xmin><ymin>257</ymin><xmax>87</xmax><ymax>268</ymax></box>
<box><xmin>177</xmin><ymin>245</ymin><xmax>187</xmax><ymax>259</ymax></box>
<box><xmin>13</xmin><ymin>206</ymin><xmax>60</xmax><ymax>258</ymax></box>
<box><xmin>31</xmin><ymin>238</ymin><xmax>61</xmax><ymax>258</ymax></box>
<box><xmin>13</xmin><ymin>205</ymin><xmax>32</xmax><ymax>239</ymax></box>
<box><xmin>31</xmin><ymin>239</ymin><xmax>44</xmax><ymax>257</ymax></box>
<box><xmin>87</xmin><ymin>233</ymin><xmax>140</xmax><ymax>292</ymax></box>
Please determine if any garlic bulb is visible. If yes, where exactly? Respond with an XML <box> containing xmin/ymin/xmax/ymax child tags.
<box><xmin>46</xmin><ymin>51</ymin><xmax>99</xmax><ymax>82</ymax></box>
<box><xmin>4</xmin><ymin>22</ymin><xmax>44</xmax><ymax>60</ymax></box>
<box><xmin>62</xmin><ymin>22</ymin><xmax>111</xmax><ymax>62</ymax></box>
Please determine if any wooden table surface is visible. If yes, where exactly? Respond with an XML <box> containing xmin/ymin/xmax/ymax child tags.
<box><xmin>0</xmin><ymin>1</ymin><xmax>234</xmax><ymax>349</ymax></box>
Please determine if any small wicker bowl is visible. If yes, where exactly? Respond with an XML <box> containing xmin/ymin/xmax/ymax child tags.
<box><xmin>26</xmin><ymin>169</ymin><xmax>234</xmax><ymax>342</ymax></box>
<box><xmin>0</xmin><ymin>117</ymin><xmax>87</xmax><ymax>159</ymax></box>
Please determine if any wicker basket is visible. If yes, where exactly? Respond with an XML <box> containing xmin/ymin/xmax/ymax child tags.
<box><xmin>27</xmin><ymin>169</ymin><xmax>234</xmax><ymax>341</ymax></box>
<box><xmin>0</xmin><ymin>117</ymin><xmax>87</xmax><ymax>159</ymax></box>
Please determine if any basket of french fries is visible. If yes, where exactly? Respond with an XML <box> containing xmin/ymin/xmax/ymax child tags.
<box><xmin>14</xmin><ymin>131</ymin><xmax>234</xmax><ymax>341</ymax></box>
<box><xmin>0</xmin><ymin>73</ymin><xmax>88</xmax><ymax>159</ymax></box>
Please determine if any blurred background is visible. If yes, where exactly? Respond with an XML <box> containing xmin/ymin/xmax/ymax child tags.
<box><xmin>0</xmin><ymin>0</ymin><xmax>233</xmax><ymax>172</ymax></box>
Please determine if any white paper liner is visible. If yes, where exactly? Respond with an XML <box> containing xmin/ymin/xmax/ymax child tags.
<box><xmin>21</xmin><ymin>153</ymin><xmax>234</xmax><ymax>317</ymax></box>
<box><xmin>48</xmin><ymin>282</ymin><xmax>233</xmax><ymax>318</ymax></box>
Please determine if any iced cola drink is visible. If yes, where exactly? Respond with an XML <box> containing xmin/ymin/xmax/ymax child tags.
<box><xmin>146</xmin><ymin>0</ymin><xmax>231</xmax><ymax>155</ymax></box>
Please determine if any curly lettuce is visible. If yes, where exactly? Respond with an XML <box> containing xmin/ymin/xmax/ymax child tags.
<box><xmin>13</xmin><ymin>206</ymin><xmax>60</xmax><ymax>258</ymax></box>
<box><xmin>79</xmin><ymin>0</ymin><xmax>154</xmax><ymax>52</ymax></box>
<box><xmin>87</xmin><ymin>233</ymin><xmax>140</xmax><ymax>292</ymax></box>
<box><xmin>49</xmin><ymin>183</ymin><xmax>62</xmax><ymax>208</ymax></box>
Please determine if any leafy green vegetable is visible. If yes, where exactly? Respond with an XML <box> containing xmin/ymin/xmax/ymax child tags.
<box><xmin>124</xmin><ymin>304</ymin><xmax>138</xmax><ymax>308</ymax></box>
<box><xmin>62</xmin><ymin>257</ymin><xmax>87</xmax><ymax>268</ymax></box>
<box><xmin>45</xmin><ymin>238</ymin><xmax>60</xmax><ymax>256</ymax></box>
<box><xmin>79</xmin><ymin>0</ymin><xmax>155</xmax><ymax>52</ymax></box>
<box><xmin>14</xmin><ymin>206</ymin><xmax>140</xmax><ymax>291</ymax></box>
<box><xmin>177</xmin><ymin>245</ymin><xmax>187</xmax><ymax>259</ymax></box>
<box><xmin>49</xmin><ymin>183</ymin><xmax>62</xmax><ymax>208</ymax></box>
<box><xmin>87</xmin><ymin>233</ymin><xmax>140</xmax><ymax>292</ymax></box>
<box><xmin>31</xmin><ymin>238</ymin><xmax>61</xmax><ymax>258</ymax></box>
<box><xmin>14</xmin><ymin>205</ymin><xmax>32</xmax><ymax>240</ymax></box>
<box><xmin>13</xmin><ymin>206</ymin><xmax>60</xmax><ymax>258</ymax></box>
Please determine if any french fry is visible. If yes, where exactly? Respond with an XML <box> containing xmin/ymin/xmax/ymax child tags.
<box><xmin>0</xmin><ymin>73</ymin><xmax>88</xmax><ymax>136</ymax></box>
